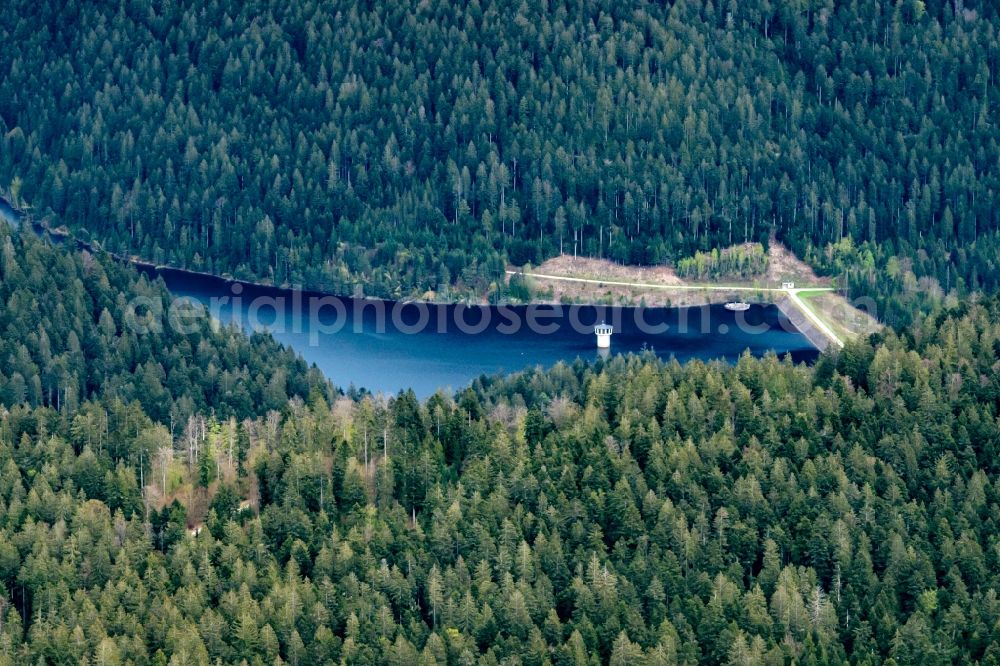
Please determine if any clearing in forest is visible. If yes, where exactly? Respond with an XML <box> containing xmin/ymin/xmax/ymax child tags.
<box><xmin>507</xmin><ymin>243</ymin><xmax>881</xmax><ymax>349</ymax></box>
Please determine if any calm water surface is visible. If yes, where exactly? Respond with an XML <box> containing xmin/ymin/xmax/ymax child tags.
<box><xmin>2</xmin><ymin>194</ymin><xmax>816</xmax><ymax>396</ymax></box>
<box><xmin>148</xmin><ymin>267</ymin><xmax>819</xmax><ymax>397</ymax></box>
<box><xmin>0</xmin><ymin>199</ymin><xmax>21</xmax><ymax>228</ymax></box>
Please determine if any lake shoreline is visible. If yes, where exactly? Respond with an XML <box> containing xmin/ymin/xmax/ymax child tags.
<box><xmin>1</xmin><ymin>198</ymin><xmax>823</xmax><ymax>395</ymax></box>
<box><xmin>2</xmin><ymin>197</ymin><xmax>826</xmax><ymax>354</ymax></box>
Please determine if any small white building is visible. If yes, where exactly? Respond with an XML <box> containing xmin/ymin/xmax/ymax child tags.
<box><xmin>595</xmin><ymin>322</ymin><xmax>613</xmax><ymax>348</ymax></box>
<box><xmin>782</xmin><ymin>281</ymin><xmax>795</xmax><ymax>290</ymax></box>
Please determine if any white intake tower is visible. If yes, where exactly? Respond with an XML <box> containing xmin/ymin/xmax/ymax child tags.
<box><xmin>595</xmin><ymin>322</ymin><xmax>613</xmax><ymax>348</ymax></box>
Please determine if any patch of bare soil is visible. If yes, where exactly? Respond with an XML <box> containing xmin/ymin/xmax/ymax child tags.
<box><xmin>513</xmin><ymin>243</ymin><xmax>882</xmax><ymax>340</ymax></box>
<box><xmin>533</xmin><ymin>255</ymin><xmax>685</xmax><ymax>286</ymax></box>
<box><xmin>521</xmin><ymin>257</ymin><xmax>762</xmax><ymax>308</ymax></box>
<box><xmin>527</xmin><ymin>277</ymin><xmax>759</xmax><ymax>308</ymax></box>
<box><xmin>765</xmin><ymin>244</ymin><xmax>832</xmax><ymax>287</ymax></box>
<box><xmin>533</xmin><ymin>243</ymin><xmax>829</xmax><ymax>290</ymax></box>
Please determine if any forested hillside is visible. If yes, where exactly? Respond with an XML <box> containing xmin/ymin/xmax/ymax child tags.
<box><xmin>1</xmin><ymin>223</ymin><xmax>1000</xmax><ymax>662</ymax></box>
<box><xmin>0</xmin><ymin>224</ymin><xmax>330</xmax><ymax>426</ymax></box>
<box><xmin>1</xmin><ymin>0</ymin><xmax>998</xmax><ymax>310</ymax></box>
<box><xmin>3</xmin><ymin>0</ymin><xmax>1000</xmax><ymax>662</ymax></box>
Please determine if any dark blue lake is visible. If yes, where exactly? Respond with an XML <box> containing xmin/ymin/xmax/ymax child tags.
<box><xmin>146</xmin><ymin>266</ymin><xmax>819</xmax><ymax>397</ymax></box>
<box><xmin>0</xmin><ymin>198</ymin><xmax>21</xmax><ymax>228</ymax></box>
<box><xmin>0</xmin><ymin>196</ymin><xmax>821</xmax><ymax>397</ymax></box>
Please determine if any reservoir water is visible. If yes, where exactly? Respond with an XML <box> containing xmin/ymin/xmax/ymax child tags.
<box><xmin>0</xmin><ymin>198</ymin><xmax>21</xmax><ymax>228</ymax></box>
<box><xmin>0</xmin><ymin>199</ymin><xmax>820</xmax><ymax>396</ymax></box>
<box><xmin>145</xmin><ymin>266</ymin><xmax>820</xmax><ymax>397</ymax></box>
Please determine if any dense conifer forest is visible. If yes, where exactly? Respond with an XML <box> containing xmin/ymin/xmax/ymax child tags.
<box><xmin>2</xmin><ymin>0</ymin><xmax>1000</xmax><ymax>663</ymax></box>
<box><xmin>0</xmin><ymin>226</ymin><xmax>330</xmax><ymax>423</ymax></box>
<box><xmin>1</xmin><ymin>0</ymin><xmax>999</xmax><ymax>314</ymax></box>
<box><xmin>1</xmin><ymin>225</ymin><xmax>1000</xmax><ymax>663</ymax></box>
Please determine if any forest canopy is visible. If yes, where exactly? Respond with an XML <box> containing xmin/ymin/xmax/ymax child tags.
<box><xmin>0</xmin><ymin>0</ymin><xmax>998</xmax><ymax>312</ymax></box>
<box><xmin>0</xmin><ymin>223</ymin><xmax>330</xmax><ymax>427</ymax></box>
<box><xmin>2</xmin><ymin>0</ymin><xmax>1000</xmax><ymax>663</ymax></box>
<box><xmin>0</xmin><ymin>237</ymin><xmax>999</xmax><ymax>662</ymax></box>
